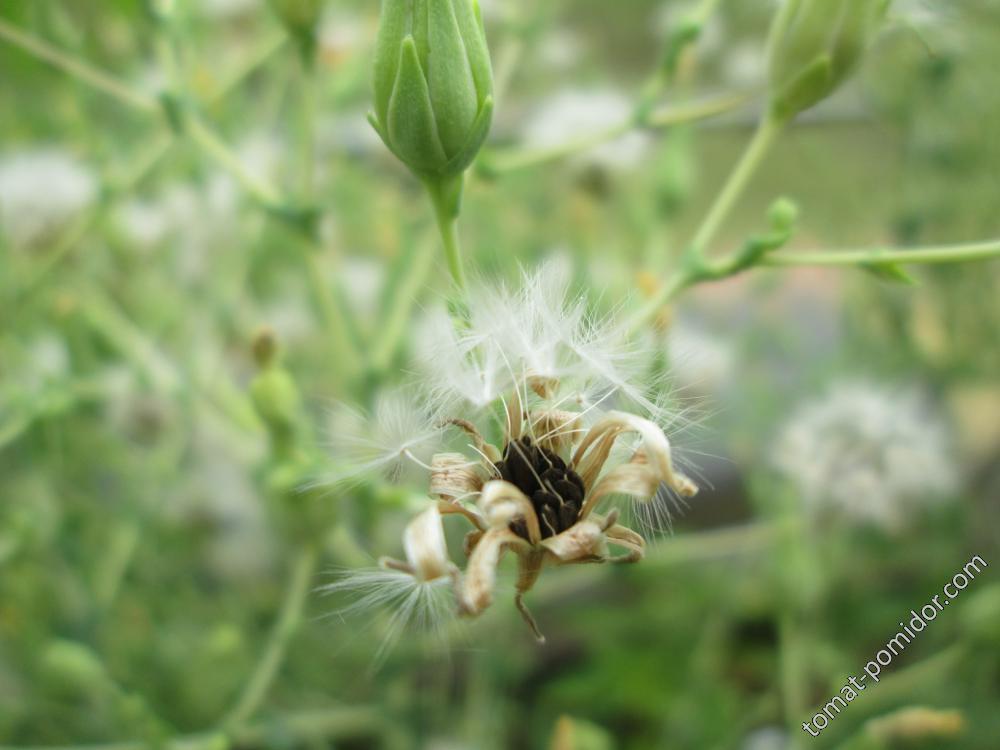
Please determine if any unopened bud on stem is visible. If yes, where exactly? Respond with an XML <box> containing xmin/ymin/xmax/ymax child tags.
<box><xmin>369</xmin><ymin>0</ymin><xmax>494</xmax><ymax>180</ymax></box>
<box><xmin>767</xmin><ymin>0</ymin><xmax>891</xmax><ymax>123</ymax></box>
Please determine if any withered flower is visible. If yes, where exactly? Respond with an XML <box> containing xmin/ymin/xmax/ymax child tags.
<box><xmin>327</xmin><ymin>262</ymin><xmax>699</xmax><ymax>641</ymax></box>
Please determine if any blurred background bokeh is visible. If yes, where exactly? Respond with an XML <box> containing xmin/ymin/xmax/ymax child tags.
<box><xmin>1</xmin><ymin>1</ymin><xmax>998</xmax><ymax>749</ymax></box>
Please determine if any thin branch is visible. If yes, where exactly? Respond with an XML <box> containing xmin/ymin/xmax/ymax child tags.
<box><xmin>219</xmin><ymin>545</ymin><xmax>319</xmax><ymax>730</ymax></box>
<box><xmin>764</xmin><ymin>238</ymin><xmax>1000</xmax><ymax>268</ymax></box>
<box><xmin>480</xmin><ymin>92</ymin><xmax>746</xmax><ymax>175</ymax></box>
<box><xmin>0</xmin><ymin>19</ymin><xmax>159</xmax><ymax>112</ymax></box>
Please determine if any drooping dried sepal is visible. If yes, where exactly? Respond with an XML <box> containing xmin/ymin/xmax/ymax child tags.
<box><xmin>370</xmin><ymin>0</ymin><xmax>494</xmax><ymax>179</ymax></box>
<box><xmin>381</xmin><ymin>506</ymin><xmax>455</xmax><ymax>582</ymax></box>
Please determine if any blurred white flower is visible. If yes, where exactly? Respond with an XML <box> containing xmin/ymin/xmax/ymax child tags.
<box><xmin>200</xmin><ymin>0</ymin><xmax>260</xmax><ymax>21</ymax></box>
<box><xmin>117</xmin><ymin>133</ymin><xmax>281</xmax><ymax>273</ymax></box>
<box><xmin>27</xmin><ymin>335</ymin><xmax>70</xmax><ymax>383</ymax></box>
<box><xmin>897</xmin><ymin>0</ymin><xmax>952</xmax><ymax>27</ymax></box>
<box><xmin>116</xmin><ymin>177</ymin><xmax>238</xmax><ymax>279</ymax></box>
<box><xmin>317</xmin><ymin>110</ymin><xmax>385</xmax><ymax>160</ymax></box>
<box><xmin>0</xmin><ymin>149</ymin><xmax>97</xmax><ymax>249</ymax></box>
<box><xmin>522</xmin><ymin>89</ymin><xmax>651</xmax><ymax>172</ymax></box>
<box><xmin>537</xmin><ymin>30</ymin><xmax>584</xmax><ymax>71</ymax></box>
<box><xmin>655</xmin><ymin>3</ymin><xmax>724</xmax><ymax>58</ymax></box>
<box><xmin>235</xmin><ymin>130</ymin><xmax>285</xmax><ymax>186</ymax></box>
<box><xmin>340</xmin><ymin>257</ymin><xmax>385</xmax><ymax>324</ymax></box>
<box><xmin>722</xmin><ymin>41</ymin><xmax>767</xmax><ymax>89</ymax></box>
<box><xmin>774</xmin><ymin>382</ymin><xmax>959</xmax><ymax>529</ymax></box>
<box><xmin>742</xmin><ymin>726</ymin><xmax>788</xmax><ymax>750</ymax></box>
<box><xmin>318</xmin><ymin>9</ymin><xmax>369</xmax><ymax>62</ymax></box>
<box><xmin>667</xmin><ymin>320</ymin><xmax>736</xmax><ymax>394</ymax></box>
<box><xmin>167</xmin><ymin>428</ymin><xmax>275</xmax><ymax>580</ymax></box>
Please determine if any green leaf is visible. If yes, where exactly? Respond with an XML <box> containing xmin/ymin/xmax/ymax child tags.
<box><xmin>445</xmin><ymin>95</ymin><xmax>494</xmax><ymax>175</ymax></box>
<box><xmin>387</xmin><ymin>36</ymin><xmax>448</xmax><ymax>174</ymax></box>
<box><xmin>426</xmin><ymin>0</ymin><xmax>480</xmax><ymax>157</ymax></box>
<box><xmin>860</xmin><ymin>261</ymin><xmax>918</xmax><ymax>285</ymax></box>
<box><xmin>372</xmin><ymin>0</ymin><xmax>409</xmax><ymax>126</ymax></box>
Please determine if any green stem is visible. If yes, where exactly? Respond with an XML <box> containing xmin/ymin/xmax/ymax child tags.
<box><xmin>689</xmin><ymin>115</ymin><xmax>783</xmax><ymax>257</ymax></box>
<box><xmin>425</xmin><ymin>176</ymin><xmax>467</xmax><ymax>292</ymax></box>
<box><xmin>765</xmin><ymin>238</ymin><xmax>1000</xmax><ymax>267</ymax></box>
<box><xmin>220</xmin><ymin>545</ymin><xmax>319</xmax><ymax>730</ymax></box>
<box><xmin>0</xmin><ymin>19</ymin><xmax>159</xmax><ymax>112</ymax></box>
<box><xmin>17</xmin><ymin>135</ymin><xmax>174</xmax><ymax>304</ymax></box>
<box><xmin>208</xmin><ymin>33</ymin><xmax>288</xmax><ymax>104</ymax></box>
<box><xmin>295</xmin><ymin>50</ymin><xmax>317</xmax><ymax>201</ymax></box>
<box><xmin>626</xmin><ymin>269</ymin><xmax>691</xmax><ymax>334</ymax></box>
<box><xmin>779</xmin><ymin>612</ymin><xmax>808</xmax><ymax>748</ymax></box>
<box><xmin>302</xmin><ymin>250</ymin><xmax>360</xmax><ymax>385</ymax></box>
<box><xmin>183</xmin><ymin>115</ymin><xmax>285</xmax><ymax>210</ymax></box>
<box><xmin>633</xmin><ymin>0</ymin><xmax>725</xmax><ymax>117</ymax></box>
<box><xmin>482</xmin><ymin>93</ymin><xmax>745</xmax><ymax>175</ymax></box>
<box><xmin>369</xmin><ymin>232</ymin><xmax>439</xmax><ymax>373</ymax></box>
<box><xmin>628</xmin><ymin>236</ymin><xmax>1000</xmax><ymax>334</ymax></box>
<box><xmin>629</xmin><ymin>115</ymin><xmax>784</xmax><ymax>330</ymax></box>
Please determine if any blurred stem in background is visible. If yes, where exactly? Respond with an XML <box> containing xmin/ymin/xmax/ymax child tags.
<box><xmin>220</xmin><ymin>544</ymin><xmax>319</xmax><ymax>731</ymax></box>
<box><xmin>0</xmin><ymin>11</ymin><xmax>363</xmax><ymax>386</ymax></box>
<box><xmin>0</xmin><ymin>9</ymin><xmax>364</xmax><ymax>748</ymax></box>
<box><xmin>0</xmin><ymin>18</ymin><xmax>159</xmax><ymax>112</ymax></box>
<box><xmin>478</xmin><ymin>93</ymin><xmax>746</xmax><ymax>176</ymax></box>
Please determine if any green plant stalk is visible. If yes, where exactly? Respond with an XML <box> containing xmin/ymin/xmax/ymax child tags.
<box><xmin>779</xmin><ymin>612</ymin><xmax>808</xmax><ymax>749</ymax></box>
<box><xmin>302</xmin><ymin>250</ymin><xmax>361</xmax><ymax>384</ymax></box>
<box><xmin>633</xmin><ymin>0</ymin><xmax>724</xmax><ymax>116</ymax></box>
<box><xmin>777</xmin><ymin>503</ymin><xmax>812</xmax><ymax>746</ymax></box>
<box><xmin>483</xmin><ymin>92</ymin><xmax>745</xmax><ymax>175</ymax></box>
<box><xmin>183</xmin><ymin>115</ymin><xmax>286</xmax><ymax>210</ymax></box>
<box><xmin>0</xmin><ymin>19</ymin><xmax>159</xmax><ymax>111</ymax></box>
<box><xmin>689</xmin><ymin>115</ymin><xmax>784</xmax><ymax>257</ymax></box>
<box><xmin>295</xmin><ymin>50</ymin><xmax>318</xmax><ymax>201</ymax></box>
<box><xmin>628</xmin><ymin>236</ymin><xmax>1000</xmax><ymax>334</ymax></box>
<box><xmin>208</xmin><ymin>32</ymin><xmax>288</xmax><ymax>105</ymax></box>
<box><xmin>16</xmin><ymin>135</ymin><xmax>174</xmax><ymax>305</ymax></box>
<box><xmin>425</xmin><ymin>176</ymin><xmax>468</xmax><ymax>292</ymax></box>
<box><xmin>369</xmin><ymin>232</ymin><xmax>439</xmax><ymax>373</ymax></box>
<box><xmin>159</xmin><ymin>17</ymin><xmax>360</xmax><ymax>380</ymax></box>
<box><xmin>290</xmin><ymin>45</ymin><xmax>361</xmax><ymax>384</ymax></box>
<box><xmin>220</xmin><ymin>544</ymin><xmax>319</xmax><ymax>730</ymax></box>
<box><xmin>765</xmin><ymin>238</ymin><xmax>1000</xmax><ymax>267</ymax></box>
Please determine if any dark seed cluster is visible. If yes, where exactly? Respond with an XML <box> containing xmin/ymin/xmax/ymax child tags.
<box><xmin>497</xmin><ymin>436</ymin><xmax>586</xmax><ymax>540</ymax></box>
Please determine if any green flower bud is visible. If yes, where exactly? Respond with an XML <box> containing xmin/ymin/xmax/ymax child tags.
<box><xmin>250</xmin><ymin>328</ymin><xmax>303</xmax><ymax>456</ymax></box>
<box><xmin>767</xmin><ymin>0</ymin><xmax>891</xmax><ymax>122</ymax></box>
<box><xmin>42</xmin><ymin>640</ymin><xmax>109</xmax><ymax>695</ymax></box>
<box><xmin>370</xmin><ymin>0</ymin><xmax>494</xmax><ymax>179</ymax></box>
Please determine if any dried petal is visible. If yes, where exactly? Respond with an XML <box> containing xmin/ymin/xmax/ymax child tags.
<box><xmin>573</xmin><ymin>412</ymin><xmax>697</xmax><ymax>498</ymax></box>
<box><xmin>529</xmin><ymin>409</ymin><xmax>581</xmax><ymax>456</ymax></box>
<box><xmin>479</xmin><ymin>480</ymin><xmax>542</xmax><ymax>543</ymax></box>
<box><xmin>402</xmin><ymin>506</ymin><xmax>452</xmax><ymax>582</ymax></box>
<box><xmin>430</xmin><ymin>452</ymin><xmax>483</xmax><ymax>499</ymax></box>
<box><xmin>540</xmin><ymin>519</ymin><xmax>607</xmax><ymax>563</ymax></box>
<box><xmin>461</xmin><ymin>527</ymin><xmax>523</xmax><ymax>615</ymax></box>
